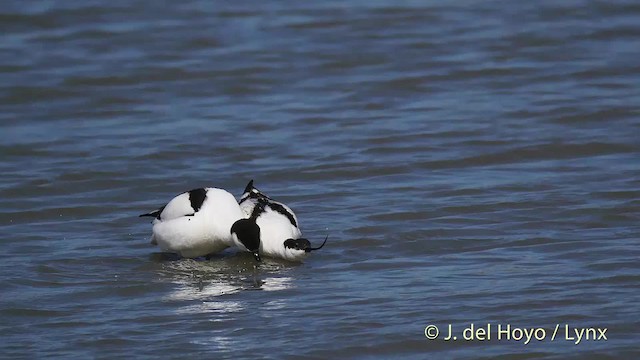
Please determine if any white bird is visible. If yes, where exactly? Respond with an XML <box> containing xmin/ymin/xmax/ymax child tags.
<box><xmin>139</xmin><ymin>187</ymin><xmax>245</xmax><ymax>258</ymax></box>
<box><xmin>231</xmin><ymin>180</ymin><xmax>327</xmax><ymax>262</ymax></box>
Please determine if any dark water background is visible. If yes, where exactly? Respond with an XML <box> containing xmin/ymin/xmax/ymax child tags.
<box><xmin>1</xmin><ymin>1</ymin><xmax>639</xmax><ymax>358</ymax></box>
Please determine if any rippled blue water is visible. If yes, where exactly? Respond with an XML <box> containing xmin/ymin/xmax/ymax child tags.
<box><xmin>1</xmin><ymin>1</ymin><xmax>639</xmax><ymax>359</ymax></box>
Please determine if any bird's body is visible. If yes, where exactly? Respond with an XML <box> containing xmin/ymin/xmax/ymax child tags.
<box><xmin>254</xmin><ymin>207</ymin><xmax>307</xmax><ymax>261</ymax></box>
<box><xmin>140</xmin><ymin>187</ymin><xmax>244</xmax><ymax>258</ymax></box>
<box><xmin>233</xmin><ymin>181</ymin><xmax>325</xmax><ymax>262</ymax></box>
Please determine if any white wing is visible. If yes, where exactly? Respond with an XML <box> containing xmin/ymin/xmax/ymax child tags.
<box><xmin>156</xmin><ymin>191</ymin><xmax>196</xmax><ymax>222</ymax></box>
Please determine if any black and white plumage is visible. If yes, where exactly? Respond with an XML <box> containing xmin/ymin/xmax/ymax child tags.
<box><xmin>232</xmin><ymin>180</ymin><xmax>327</xmax><ymax>262</ymax></box>
<box><xmin>139</xmin><ymin>187</ymin><xmax>244</xmax><ymax>258</ymax></box>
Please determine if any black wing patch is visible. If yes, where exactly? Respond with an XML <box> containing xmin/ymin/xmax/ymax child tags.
<box><xmin>243</xmin><ymin>180</ymin><xmax>254</xmax><ymax>194</ymax></box>
<box><xmin>139</xmin><ymin>205</ymin><xmax>166</xmax><ymax>220</ymax></box>
<box><xmin>250</xmin><ymin>198</ymin><xmax>297</xmax><ymax>228</ymax></box>
<box><xmin>250</xmin><ymin>199</ymin><xmax>268</xmax><ymax>219</ymax></box>
<box><xmin>188</xmin><ymin>188</ymin><xmax>207</xmax><ymax>213</ymax></box>
<box><xmin>241</xmin><ymin>180</ymin><xmax>272</xmax><ymax>202</ymax></box>
<box><xmin>267</xmin><ymin>202</ymin><xmax>297</xmax><ymax>228</ymax></box>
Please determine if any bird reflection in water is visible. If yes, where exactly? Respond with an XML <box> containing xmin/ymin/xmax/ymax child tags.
<box><xmin>151</xmin><ymin>253</ymin><xmax>298</xmax><ymax>314</ymax></box>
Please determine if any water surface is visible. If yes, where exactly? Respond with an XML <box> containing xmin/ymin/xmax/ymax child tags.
<box><xmin>1</xmin><ymin>1</ymin><xmax>639</xmax><ymax>359</ymax></box>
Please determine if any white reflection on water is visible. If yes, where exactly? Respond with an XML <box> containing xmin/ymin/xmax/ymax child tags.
<box><xmin>168</xmin><ymin>281</ymin><xmax>242</xmax><ymax>301</ymax></box>
<box><xmin>176</xmin><ymin>300</ymin><xmax>244</xmax><ymax>316</ymax></box>
<box><xmin>157</xmin><ymin>257</ymin><xmax>296</xmax><ymax>315</ymax></box>
<box><xmin>189</xmin><ymin>335</ymin><xmax>235</xmax><ymax>353</ymax></box>
<box><xmin>261</xmin><ymin>276</ymin><xmax>293</xmax><ymax>292</ymax></box>
<box><xmin>168</xmin><ymin>276</ymin><xmax>294</xmax><ymax>302</ymax></box>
